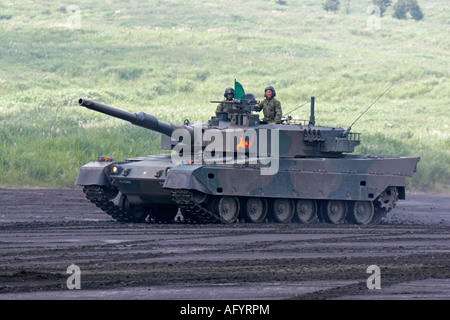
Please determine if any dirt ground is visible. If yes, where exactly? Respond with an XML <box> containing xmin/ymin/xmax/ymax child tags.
<box><xmin>0</xmin><ymin>188</ymin><xmax>449</xmax><ymax>302</ymax></box>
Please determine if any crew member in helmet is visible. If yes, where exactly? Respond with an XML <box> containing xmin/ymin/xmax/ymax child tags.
<box><xmin>216</xmin><ymin>87</ymin><xmax>235</xmax><ymax>113</ymax></box>
<box><xmin>256</xmin><ymin>86</ymin><xmax>282</xmax><ymax>124</ymax></box>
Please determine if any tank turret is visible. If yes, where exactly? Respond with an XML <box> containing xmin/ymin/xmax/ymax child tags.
<box><xmin>207</xmin><ymin>95</ymin><xmax>361</xmax><ymax>158</ymax></box>
<box><xmin>79</xmin><ymin>97</ymin><xmax>360</xmax><ymax>158</ymax></box>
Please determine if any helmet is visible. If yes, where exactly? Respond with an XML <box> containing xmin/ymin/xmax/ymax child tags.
<box><xmin>224</xmin><ymin>87</ymin><xmax>235</xmax><ymax>98</ymax></box>
<box><xmin>264</xmin><ymin>86</ymin><xmax>276</xmax><ymax>97</ymax></box>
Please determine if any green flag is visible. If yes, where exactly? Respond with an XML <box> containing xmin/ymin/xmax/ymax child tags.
<box><xmin>234</xmin><ymin>80</ymin><xmax>245</xmax><ymax>100</ymax></box>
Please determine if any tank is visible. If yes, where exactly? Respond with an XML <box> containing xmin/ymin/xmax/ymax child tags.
<box><xmin>76</xmin><ymin>95</ymin><xmax>420</xmax><ymax>225</ymax></box>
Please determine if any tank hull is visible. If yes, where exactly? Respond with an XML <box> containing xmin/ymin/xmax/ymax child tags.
<box><xmin>163</xmin><ymin>155</ymin><xmax>419</xmax><ymax>201</ymax></box>
<box><xmin>77</xmin><ymin>152</ymin><xmax>419</xmax><ymax>224</ymax></box>
<box><xmin>108</xmin><ymin>154</ymin><xmax>173</xmax><ymax>206</ymax></box>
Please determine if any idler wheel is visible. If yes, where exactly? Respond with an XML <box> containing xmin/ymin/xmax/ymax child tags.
<box><xmin>103</xmin><ymin>187</ymin><xmax>119</xmax><ymax>200</ymax></box>
<box><xmin>272</xmin><ymin>199</ymin><xmax>295</xmax><ymax>223</ymax></box>
<box><xmin>191</xmin><ymin>190</ymin><xmax>207</xmax><ymax>204</ymax></box>
<box><xmin>295</xmin><ymin>199</ymin><xmax>318</xmax><ymax>224</ymax></box>
<box><xmin>349</xmin><ymin>201</ymin><xmax>374</xmax><ymax>225</ymax></box>
<box><xmin>119</xmin><ymin>194</ymin><xmax>147</xmax><ymax>222</ymax></box>
<box><xmin>215</xmin><ymin>196</ymin><xmax>240</xmax><ymax>223</ymax></box>
<box><xmin>323</xmin><ymin>200</ymin><xmax>348</xmax><ymax>224</ymax></box>
<box><xmin>244</xmin><ymin>198</ymin><xmax>268</xmax><ymax>223</ymax></box>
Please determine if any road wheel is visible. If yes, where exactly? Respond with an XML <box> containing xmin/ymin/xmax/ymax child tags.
<box><xmin>215</xmin><ymin>196</ymin><xmax>240</xmax><ymax>223</ymax></box>
<box><xmin>323</xmin><ymin>200</ymin><xmax>348</xmax><ymax>224</ymax></box>
<box><xmin>244</xmin><ymin>198</ymin><xmax>268</xmax><ymax>223</ymax></box>
<box><xmin>295</xmin><ymin>199</ymin><xmax>318</xmax><ymax>224</ymax></box>
<box><xmin>272</xmin><ymin>198</ymin><xmax>294</xmax><ymax>223</ymax></box>
<box><xmin>349</xmin><ymin>201</ymin><xmax>374</xmax><ymax>225</ymax></box>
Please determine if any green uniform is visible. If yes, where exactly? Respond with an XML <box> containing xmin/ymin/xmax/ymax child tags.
<box><xmin>260</xmin><ymin>97</ymin><xmax>282</xmax><ymax>123</ymax></box>
<box><xmin>216</xmin><ymin>101</ymin><xmax>230</xmax><ymax>113</ymax></box>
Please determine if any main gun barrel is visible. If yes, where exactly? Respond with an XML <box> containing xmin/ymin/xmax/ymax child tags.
<box><xmin>78</xmin><ymin>98</ymin><xmax>189</xmax><ymax>137</ymax></box>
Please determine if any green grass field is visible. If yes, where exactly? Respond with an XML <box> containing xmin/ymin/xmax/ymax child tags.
<box><xmin>0</xmin><ymin>0</ymin><xmax>448</xmax><ymax>191</ymax></box>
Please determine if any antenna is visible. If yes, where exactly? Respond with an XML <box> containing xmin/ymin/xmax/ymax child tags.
<box><xmin>342</xmin><ymin>81</ymin><xmax>398</xmax><ymax>136</ymax></box>
<box><xmin>285</xmin><ymin>93</ymin><xmax>322</xmax><ymax>116</ymax></box>
<box><xmin>309</xmin><ymin>96</ymin><xmax>315</xmax><ymax>126</ymax></box>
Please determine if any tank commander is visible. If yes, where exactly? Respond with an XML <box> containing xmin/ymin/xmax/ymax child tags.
<box><xmin>256</xmin><ymin>86</ymin><xmax>282</xmax><ymax>124</ymax></box>
<box><xmin>216</xmin><ymin>87</ymin><xmax>235</xmax><ymax>113</ymax></box>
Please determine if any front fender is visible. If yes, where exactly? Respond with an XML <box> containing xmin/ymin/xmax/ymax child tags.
<box><xmin>76</xmin><ymin>161</ymin><xmax>112</xmax><ymax>187</ymax></box>
<box><xmin>163</xmin><ymin>165</ymin><xmax>210</xmax><ymax>193</ymax></box>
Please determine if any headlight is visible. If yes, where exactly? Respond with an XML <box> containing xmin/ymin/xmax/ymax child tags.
<box><xmin>111</xmin><ymin>165</ymin><xmax>121</xmax><ymax>174</ymax></box>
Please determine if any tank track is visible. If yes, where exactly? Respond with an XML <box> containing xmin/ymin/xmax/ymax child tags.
<box><xmin>171</xmin><ymin>189</ymin><xmax>222</xmax><ymax>224</ymax></box>
<box><xmin>84</xmin><ymin>186</ymin><xmax>396</xmax><ymax>225</ymax></box>
<box><xmin>83</xmin><ymin>185</ymin><xmax>142</xmax><ymax>223</ymax></box>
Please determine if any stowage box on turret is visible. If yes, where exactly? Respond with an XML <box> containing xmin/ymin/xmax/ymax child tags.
<box><xmin>76</xmin><ymin>95</ymin><xmax>419</xmax><ymax>225</ymax></box>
